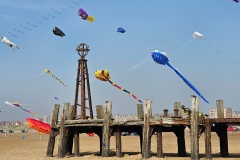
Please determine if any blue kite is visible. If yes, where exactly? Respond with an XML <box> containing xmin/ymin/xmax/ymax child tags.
<box><xmin>117</xmin><ymin>27</ymin><xmax>126</xmax><ymax>33</ymax></box>
<box><xmin>150</xmin><ymin>50</ymin><xmax>209</xmax><ymax>104</ymax></box>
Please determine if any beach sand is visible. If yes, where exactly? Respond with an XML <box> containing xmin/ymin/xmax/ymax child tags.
<box><xmin>1</xmin><ymin>130</ymin><xmax>240</xmax><ymax>160</ymax></box>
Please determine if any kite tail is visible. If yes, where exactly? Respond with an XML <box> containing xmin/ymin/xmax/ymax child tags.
<box><xmin>51</xmin><ymin>74</ymin><xmax>68</xmax><ymax>87</ymax></box>
<box><xmin>20</xmin><ymin>107</ymin><xmax>39</xmax><ymax>117</ymax></box>
<box><xmin>166</xmin><ymin>62</ymin><xmax>209</xmax><ymax>104</ymax></box>
<box><xmin>108</xmin><ymin>80</ymin><xmax>143</xmax><ymax>103</ymax></box>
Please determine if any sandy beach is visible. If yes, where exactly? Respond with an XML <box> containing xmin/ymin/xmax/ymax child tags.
<box><xmin>1</xmin><ymin>129</ymin><xmax>240</xmax><ymax>160</ymax></box>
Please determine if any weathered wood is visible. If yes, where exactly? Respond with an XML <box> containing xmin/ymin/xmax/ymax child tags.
<box><xmin>190</xmin><ymin>96</ymin><xmax>199</xmax><ymax>160</ymax></box>
<box><xmin>65</xmin><ymin>104</ymin><xmax>75</xmax><ymax>155</ymax></box>
<box><xmin>58</xmin><ymin>108</ymin><xmax>67</xmax><ymax>158</ymax></box>
<box><xmin>174</xmin><ymin>102</ymin><xmax>182</xmax><ymax>117</ymax></box>
<box><xmin>156</xmin><ymin>126</ymin><xmax>163</xmax><ymax>158</ymax></box>
<box><xmin>142</xmin><ymin>99</ymin><xmax>152</xmax><ymax>159</ymax></box>
<box><xmin>163</xmin><ymin>109</ymin><xmax>168</xmax><ymax>117</ymax></box>
<box><xmin>216</xmin><ymin>99</ymin><xmax>224</xmax><ymax>118</ymax></box>
<box><xmin>46</xmin><ymin>104</ymin><xmax>60</xmax><ymax>157</ymax></box>
<box><xmin>137</xmin><ymin>104</ymin><xmax>144</xmax><ymax>119</ymax></box>
<box><xmin>205</xmin><ymin>118</ymin><xmax>212</xmax><ymax>160</ymax></box>
<box><xmin>216</xmin><ymin>124</ymin><xmax>229</xmax><ymax>157</ymax></box>
<box><xmin>65</xmin><ymin>119</ymin><xmax>104</xmax><ymax>124</ymax></box>
<box><xmin>85</xmin><ymin>61</ymin><xmax>93</xmax><ymax>119</ymax></box>
<box><xmin>74</xmin><ymin>128</ymin><xmax>80</xmax><ymax>157</ymax></box>
<box><xmin>174</xmin><ymin>126</ymin><xmax>186</xmax><ymax>157</ymax></box>
<box><xmin>115</xmin><ymin>126</ymin><xmax>122</xmax><ymax>157</ymax></box>
<box><xmin>102</xmin><ymin>101</ymin><xmax>112</xmax><ymax>157</ymax></box>
<box><xmin>96</xmin><ymin>105</ymin><xmax>104</xmax><ymax>119</ymax></box>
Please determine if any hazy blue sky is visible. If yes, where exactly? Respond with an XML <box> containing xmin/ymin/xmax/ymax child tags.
<box><xmin>0</xmin><ymin>0</ymin><xmax>240</xmax><ymax>121</ymax></box>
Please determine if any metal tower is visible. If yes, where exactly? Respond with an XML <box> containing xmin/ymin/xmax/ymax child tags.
<box><xmin>74</xmin><ymin>43</ymin><xmax>93</xmax><ymax>119</ymax></box>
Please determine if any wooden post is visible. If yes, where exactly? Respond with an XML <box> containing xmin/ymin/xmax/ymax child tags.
<box><xmin>216</xmin><ymin>99</ymin><xmax>224</xmax><ymax>118</ymax></box>
<box><xmin>65</xmin><ymin>104</ymin><xmax>75</xmax><ymax>155</ymax></box>
<box><xmin>174</xmin><ymin>109</ymin><xmax>179</xmax><ymax>117</ymax></box>
<box><xmin>137</xmin><ymin>104</ymin><xmax>143</xmax><ymax>119</ymax></box>
<box><xmin>216</xmin><ymin>124</ymin><xmax>229</xmax><ymax>157</ymax></box>
<box><xmin>190</xmin><ymin>96</ymin><xmax>199</xmax><ymax>160</ymax></box>
<box><xmin>163</xmin><ymin>109</ymin><xmax>168</xmax><ymax>117</ymax></box>
<box><xmin>174</xmin><ymin>126</ymin><xmax>187</xmax><ymax>157</ymax></box>
<box><xmin>174</xmin><ymin>102</ymin><xmax>182</xmax><ymax>117</ymax></box>
<box><xmin>46</xmin><ymin>104</ymin><xmax>60</xmax><ymax>157</ymax></box>
<box><xmin>74</xmin><ymin>128</ymin><xmax>80</xmax><ymax>157</ymax></box>
<box><xmin>102</xmin><ymin>101</ymin><xmax>112</xmax><ymax>157</ymax></box>
<box><xmin>58</xmin><ymin>107</ymin><xmax>66</xmax><ymax>158</ymax></box>
<box><xmin>156</xmin><ymin>126</ymin><xmax>163</xmax><ymax>158</ymax></box>
<box><xmin>115</xmin><ymin>126</ymin><xmax>122</xmax><ymax>157</ymax></box>
<box><xmin>96</xmin><ymin>105</ymin><xmax>104</xmax><ymax>119</ymax></box>
<box><xmin>205</xmin><ymin>118</ymin><xmax>212</xmax><ymax>160</ymax></box>
<box><xmin>142</xmin><ymin>99</ymin><xmax>152</xmax><ymax>159</ymax></box>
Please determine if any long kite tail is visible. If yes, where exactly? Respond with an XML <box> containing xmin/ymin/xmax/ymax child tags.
<box><xmin>108</xmin><ymin>80</ymin><xmax>143</xmax><ymax>103</ymax></box>
<box><xmin>50</xmin><ymin>73</ymin><xmax>68</xmax><ymax>87</ymax></box>
<box><xmin>20</xmin><ymin>107</ymin><xmax>39</xmax><ymax>117</ymax></box>
<box><xmin>166</xmin><ymin>62</ymin><xmax>209</xmax><ymax>104</ymax></box>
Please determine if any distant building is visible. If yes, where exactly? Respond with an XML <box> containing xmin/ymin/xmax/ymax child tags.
<box><xmin>43</xmin><ymin>115</ymin><xmax>51</xmax><ymax>124</ymax></box>
<box><xmin>208</xmin><ymin>107</ymin><xmax>232</xmax><ymax>118</ymax></box>
<box><xmin>232</xmin><ymin>111</ymin><xmax>240</xmax><ymax>118</ymax></box>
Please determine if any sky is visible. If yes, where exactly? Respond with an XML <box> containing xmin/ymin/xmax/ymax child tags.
<box><xmin>0</xmin><ymin>0</ymin><xmax>240</xmax><ymax>121</ymax></box>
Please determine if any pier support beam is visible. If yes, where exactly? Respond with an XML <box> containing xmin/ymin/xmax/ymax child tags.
<box><xmin>205</xmin><ymin>118</ymin><xmax>212</xmax><ymax>160</ymax></box>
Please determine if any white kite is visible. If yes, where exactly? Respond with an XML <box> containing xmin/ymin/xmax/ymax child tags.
<box><xmin>1</xmin><ymin>36</ymin><xmax>19</xmax><ymax>51</ymax></box>
<box><xmin>193</xmin><ymin>31</ymin><xmax>204</xmax><ymax>39</ymax></box>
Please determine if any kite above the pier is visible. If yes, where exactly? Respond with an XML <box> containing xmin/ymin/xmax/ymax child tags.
<box><xmin>94</xmin><ymin>69</ymin><xmax>143</xmax><ymax>103</ymax></box>
<box><xmin>232</xmin><ymin>0</ymin><xmax>239</xmax><ymax>3</ymax></box>
<box><xmin>78</xmin><ymin>8</ymin><xmax>94</xmax><ymax>22</ymax></box>
<box><xmin>150</xmin><ymin>50</ymin><xmax>209</xmax><ymax>104</ymax></box>
<box><xmin>193</xmin><ymin>31</ymin><xmax>204</xmax><ymax>39</ymax></box>
<box><xmin>53</xmin><ymin>27</ymin><xmax>65</xmax><ymax>37</ymax></box>
<box><xmin>5</xmin><ymin>101</ymin><xmax>38</xmax><ymax>117</ymax></box>
<box><xmin>26</xmin><ymin>118</ymin><xmax>50</xmax><ymax>134</ymax></box>
<box><xmin>1</xmin><ymin>36</ymin><xmax>19</xmax><ymax>51</ymax></box>
<box><xmin>117</xmin><ymin>27</ymin><xmax>126</xmax><ymax>33</ymax></box>
<box><xmin>45</xmin><ymin>69</ymin><xmax>68</xmax><ymax>87</ymax></box>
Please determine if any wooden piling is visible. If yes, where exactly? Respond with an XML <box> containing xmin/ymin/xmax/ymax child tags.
<box><xmin>102</xmin><ymin>101</ymin><xmax>112</xmax><ymax>157</ymax></box>
<box><xmin>190</xmin><ymin>96</ymin><xmax>199</xmax><ymax>160</ymax></box>
<box><xmin>216</xmin><ymin>99</ymin><xmax>224</xmax><ymax>118</ymax></box>
<box><xmin>46</xmin><ymin>104</ymin><xmax>60</xmax><ymax>157</ymax></box>
<box><xmin>174</xmin><ymin>102</ymin><xmax>182</xmax><ymax>117</ymax></box>
<box><xmin>205</xmin><ymin>118</ymin><xmax>212</xmax><ymax>160</ymax></box>
<box><xmin>115</xmin><ymin>126</ymin><xmax>122</xmax><ymax>157</ymax></box>
<box><xmin>174</xmin><ymin>126</ymin><xmax>186</xmax><ymax>157</ymax></box>
<box><xmin>142</xmin><ymin>99</ymin><xmax>152</xmax><ymax>159</ymax></box>
<box><xmin>137</xmin><ymin>104</ymin><xmax>143</xmax><ymax>119</ymax></box>
<box><xmin>156</xmin><ymin>126</ymin><xmax>163</xmax><ymax>158</ymax></box>
<box><xmin>96</xmin><ymin>105</ymin><xmax>104</xmax><ymax>119</ymax></box>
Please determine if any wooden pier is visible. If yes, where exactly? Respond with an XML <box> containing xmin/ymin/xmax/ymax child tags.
<box><xmin>46</xmin><ymin>98</ymin><xmax>240</xmax><ymax>160</ymax></box>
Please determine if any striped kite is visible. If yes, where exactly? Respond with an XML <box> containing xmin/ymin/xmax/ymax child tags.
<box><xmin>94</xmin><ymin>69</ymin><xmax>143</xmax><ymax>103</ymax></box>
<box><xmin>5</xmin><ymin>101</ymin><xmax>38</xmax><ymax>117</ymax></box>
<box><xmin>45</xmin><ymin>69</ymin><xmax>67</xmax><ymax>87</ymax></box>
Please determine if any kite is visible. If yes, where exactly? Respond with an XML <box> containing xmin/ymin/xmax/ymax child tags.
<box><xmin>232</xmin><ymin>0</ymin><xmax>239</xmax><ymax>3</ymax></box>
<box><xmin>53</xmin><ymin>27</ymin><xmax>65</xmax><ymax>37</ymax></box>
<box><xmin>150</xmin><ymin>50</ymin><xmax>209</xmax><ymax>104</ymax></box>
<box><xmin>45</xmin><ymin>69</ymin><xmax>68</xmax><ymax>87</ymax></box>
<box><xmin>117</xmin><ymin>27</ymin><xmax>126</xmax><ymax>33</ymax></box>
<box><xmin>193</xmin><ymin>31</ymin><xmax>240</xmax><ymax>65</ymax></box>
<box><xmin>94</xmin><ymin>69</ymin><xmax>143</xmax><ymax>103</ymax></box>
<box><xmin>78</xmin><ymin>8</ymin><xmax>94</xmax><ymax>22</ymax></box>
<box><xmin>54</xmin><ymin>97</ymin><xmax>58</xmax><ymax>100</ymax></box>
<box><xmin>26</xmin><ymin>118</ymin><xmax>50</xmax><ymax>134</ymax></box>
<box><xmin>1</xmin><ymin>36</ymin><xmax>19</xmax><ymax>51</ymax></box>
<box><xmin>181</xmin><ymin>105</ymin><xmax>208</xmax><ymax>117</ymax></box>
<box><xmin>5</xmin><ymin>101</ymin><xmax>38</xmax><ymax>117</ymax></box>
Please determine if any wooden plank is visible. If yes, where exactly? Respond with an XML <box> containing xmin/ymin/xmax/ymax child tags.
<box><xmin>58</xmin><ymin>109</ymin><xmax>67</xmax><ymax>158</ymax></box>
<box><xmin>46</xmin><ymin>104</ymin><xmax>60</xmax><ymax>157</ymax></box>
<box><xmin>156</xmin><ymin>126</ymin><xmax>163</xmax><ymax>158</ymax></box>
<box><xmin>190</xmin><ymin>96</ymin><xmax>199</xmax><ymax>160</ymax></box>
<box><xmin>102</xmin><ymin>101</ymin><xmax>112</xmax><ymax>157</ymax></box>
<box><xmin>205</xmin><ymin>118</ymin><xmax>212</xmax><ymax>160</ymax></box>
<box><xmin>142</xmin><ymin>99</ymin><xmax>152</xmax><ymax>159</ymax></box>
<box><xmin>216</xmin><ymin>99</ymin><xmax>224</xmax><ymax>118</ymax></box>
<box><xmin>115</xmin><ymin>126</ymin><xmax>122</xmax><ymax>157</ymax></box>
<box><xmin>65</xmin><ymin>119</ymin><xmax>104</xmax><ymax>124</ymax></box>
<box><xmin>174</xmin><ymin>102</ymin><xmax>182</xmax><ymax>117</ymax></box>
<box><xmin>96</xmin><ymin>105</ymin><xmax>104</xmax><ymax>119</ymax></box>
<box><xmin>137</xmin><ymin>104</ymin><xmax>143</xmax><ymax>119</ymax></box>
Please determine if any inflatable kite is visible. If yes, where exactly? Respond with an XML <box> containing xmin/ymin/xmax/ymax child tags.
<box><xmin>1</xmin><ymin>36</ymin><xmax>19</xmax><ymax>51</ymax></box>
<box><xmin>117</xmin><ymin>27</ymin><xmax>126</xmax><ymax>33</ymax></box>
<box><xmin>232</xmin><ymin>0</ymin><xmax>239</xmax><ymax>3</ymax></box>
<box><xmin>53</xmin><ymin>27</ymin><xmax>65</xmax><ymax>37</ymax></box>
<box><xmin>150</xmin><ymin>50</ymin><xmax>209</xmax><ymax>104</ymax></box>
<box><xmin>45</xmin><ymin>69</ymin><xmax>68</xmax><ymax>87</ymax></box>
<box><xmin>26</xmin><ymin>118</ymin><xmax>50</xmax><ymax>134</ymax></box>
<box><xmin>5</xmin><ymin>101</ymin><xmax>38</xmax><ymax>117</ymax></box>
<box><xmin>94</xmin><ymin>69</ymin><xmax>143</xmax><ymax>103</ymax></box>
<box><xmin>78</xmin><ymin>8</ymin><xmax>94</xmax><ymax>22</ymax></box>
